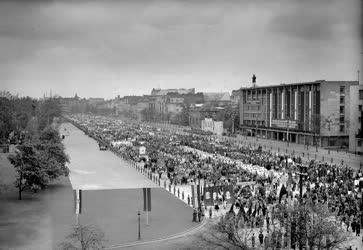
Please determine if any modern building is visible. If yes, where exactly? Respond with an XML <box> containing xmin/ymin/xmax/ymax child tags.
<box><xmin>237</xmin><ymin>80</ymin><xmax>359</xmax><ymax>148</ymax></box>
<box><xmin>201</xmin><ymin>118</ymin><xmax>223</xmax><ymax>136</ymax></box>
<box><xmin>349</xmin><ymin>84</ymin><xmax>363</xmax><ymax>154</ymax></box>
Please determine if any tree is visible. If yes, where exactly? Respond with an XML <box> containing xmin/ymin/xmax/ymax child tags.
<box><xmin>270</xmin><ymin>200</ymin><xmax>351</xmax><ymax>250</ymax></box>
<box><xmin>0</xmin><ymin>97</ymin><xmax>16</xmax><ymax>143</ymax></box>
<box><xmin>7</xmin><ymin>126</ymin><xmax>70</xmax><ymax>200</ymax></box>
<box><xmin>38</xmin><ymin>97</ymin><xmax>62</xmax><ymax>130</ymax></box>
<box><xmin>59</xmin><ymin>224</ymin><xmax>106</xmax><ymax>250</ymax></box>
<box><xmin>200</xmin><ymin>210</ymin><xmax>252</xmax><ymax>250</ymax></box>
<box><xmin>36</xmin><ymin>126</ymin><xmax>70</xmax><ymax>180</ymax></box>
<box><xmin>8</xmin><ymin>143</ymin><xmax>49</xmax><ymax>199</ymax></box>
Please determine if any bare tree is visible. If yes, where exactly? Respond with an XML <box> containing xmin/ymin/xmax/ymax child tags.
<box><xmin>269</xmin><ymin>200</ymin><xmax>351</xmax><ymax>250</ymax></box>
<box><xmin>59</xmin><ymin>224</ymin><xmax>106</xmax><ymax>250</ymax></box>
<box><xmin>199</xmin><ymin>210</ymin><xmax>253</xmax><ymax>250</ymax></box>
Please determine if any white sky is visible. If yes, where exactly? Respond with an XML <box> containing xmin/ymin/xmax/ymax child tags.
<box><xmin>0</xmin><ymin>0</ymin><xmax>361</xmax><ymax>99</ymax></box>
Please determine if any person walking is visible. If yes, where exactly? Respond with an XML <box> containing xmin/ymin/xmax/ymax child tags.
<box><xmin>259</xmin><ymin>230</ymin><xmax>264</xmax><ymax>246</ymax></box>
<box><xmin>251</xmin><ymin>233</ymin><xmax>255</xmax><ymax>249</ymax></box>
<box><xmin>356</xmin><ymin>221</ymin><xmax>361</xmax><ymax>236</ymax></box>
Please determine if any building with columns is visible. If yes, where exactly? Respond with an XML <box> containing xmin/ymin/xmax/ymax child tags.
<box><xmin>237</xmin><ymin>80</ymin><xmax>358</xmax><ymax>149</ymax></box>
<box><xmin>349</xmin><ymin>84</ymin><xmax>363</xmax><ymax>154</ymax></box>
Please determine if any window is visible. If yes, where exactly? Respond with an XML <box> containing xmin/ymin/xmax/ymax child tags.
<box><xmin>340</xmin><ymin>125</ymin><xmax>345</xmax><ymax>132</ymax></box>
<box><xmin>360</xmin><ymin>90</ymin><xmax>363</xmax><ymax>100</ymax></box>
<box><xmin>340</xmin><ymin>116</ymin><xmax>345</xmax><ymax>123</ymax></box>
<box><xmin>340</xmin><ymin>106</ymin><xmax>344</xmax><ymax>114</ymax></box>
<box><xmin>340</xmin><ymin>86</ymin><xmax>345</xmax><ymax>94</ymax></box>
<box><xmin>340</xmin><ymin>96</ymin><xmax>345</xmax><ymax>104</ymax></box>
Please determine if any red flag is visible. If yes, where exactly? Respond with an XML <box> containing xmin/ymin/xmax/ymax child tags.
<box><xmin>143</xmin><ymin>188</ymin><xmax>151</xmax><ymax>211</ymax></box>
<box><xmin>191</xmin><ymin>185</ymin><xmax>195</xmax><ymax>207</ymax></box>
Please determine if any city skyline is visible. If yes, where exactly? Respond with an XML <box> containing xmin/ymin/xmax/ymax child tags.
<box><xmin>0</xmin><ymin>0</ymin><xmax>361</xmax><ymax>99</ymax></box>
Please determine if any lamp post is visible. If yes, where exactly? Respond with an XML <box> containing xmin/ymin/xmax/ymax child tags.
<box><xmin>296</xmin><ymin>164</ymin><xmax>308</xmax><ymax>250</ymax></box>
<box><xmin>138</xmin><ymin>211</ymin><xmax>141</xmax><ymax>240</ymax></box>
<box><xmin>286</xmin><ymin>118</ymin><xmax>290</xmax><ymax>147</ymax></box>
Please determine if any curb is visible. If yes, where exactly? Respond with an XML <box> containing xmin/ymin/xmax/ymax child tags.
<box><xmin>104</xmin><ymin>218</ymin><xmax>207</xmax><ymax>249</ymax></box>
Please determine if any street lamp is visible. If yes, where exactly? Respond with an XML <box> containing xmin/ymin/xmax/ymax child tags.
<box><xmin>286</xmin><ymin>118</ymin><xmax>291</xmax><ymax>147</ymax></box>
<box><xmin>138</xmin><ymin>211</ymin><xmax>141</xmax><ymax>240</ymax></box>
<box><xmin>296</xmin><ymin>164</ymin><xmax>308</xmax><ymax>250</ymax></box>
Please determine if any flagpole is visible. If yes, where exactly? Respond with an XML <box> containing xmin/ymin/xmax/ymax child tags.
<box><xmin>146</xmin><ymin>210</ymin><xmax>149</xmax><ymax>225</ymax></box>
<box><xmin>146</xmin><ymin>191</ymin><xmax>149</xmax><ymax>225</ymax></box>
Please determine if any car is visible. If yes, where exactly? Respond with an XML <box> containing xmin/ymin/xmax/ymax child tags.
<box><xmin>99</xmin><ymin>143</ymin><xmax>107</xmax><ymax>151</ymax></box>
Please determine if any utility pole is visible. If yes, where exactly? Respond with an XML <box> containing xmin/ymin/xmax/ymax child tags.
<box><xmin>296</xmin><ymin>164</ymin><xmax>308</xmax><ymax>250</ymax></box>
<box><xmin>138</xmin><ymin>211</ymin><xmax>141</xmax><ymax>240</ymax></box>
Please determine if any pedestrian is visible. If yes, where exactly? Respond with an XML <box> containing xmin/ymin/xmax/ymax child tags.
<box><xmin>259</xmin><ymin>230</ymin><xmax>264</xmax><ymax>246</ymax></box>
<box><xmin>251</xmin><ymin>233</ymin><xmax>255</xmax><ymax>249</ymax></box>
<box><xmin>357</xmin><ymin>222</ymin><xmax>361</xmax><ymax>236</ymax></box>
<box><xmin>187</xmin><ymin>195</ymin><xmax>190</xmax><ymax>205</ymax></box>
<box><xmin>209</xmin><ymin>207</ymin><xmax>212</xmax><ymax>219</ymax></box>
<box><xmin>198</xmin><ymin>209</ymin><xmax>202</xmax><ymax>222</ymax></box>
<box><xmin>264</xmin><ymin>235</ymin><xmax>270</xmax><ymax>250</ymax></box>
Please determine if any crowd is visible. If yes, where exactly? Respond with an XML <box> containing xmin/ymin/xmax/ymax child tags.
<box><xmin>67</xmin><ymin>114</ymin><xmax>363</xmax><ymax>249</ymax></box>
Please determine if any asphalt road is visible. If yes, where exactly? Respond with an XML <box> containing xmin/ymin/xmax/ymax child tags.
<box><xmin>61</xmin><ymin>122</ymin><xmax>158</xmax><ymax>190</ymax></box>
<box><xmin>56</xmin><ymin>123</ymin><xmax>197</xmax><ymax>248</ymax></box>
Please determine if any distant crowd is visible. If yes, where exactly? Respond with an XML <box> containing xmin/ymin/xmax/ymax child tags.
<box><xmin>67</xmin><ymin>114</ymin><xmax>363</xmax><ymax>249</ymax></box>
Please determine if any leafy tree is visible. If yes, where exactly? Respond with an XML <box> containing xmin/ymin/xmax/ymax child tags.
<box><xmin>59</xmin><ymin>224</ymin><xmax>106</xmax><ymax>250</ymax></box>
<box><xmin>36</xmin><ymin>126</ymin><xmax>70</xmax><ymax>180</ymax></box>
<box><xmin>8</xmin><ymin>143</ymin><xmax>49</xmax><ymax>199</ymax></box>
<box><xmin>7</xmin><ymin>126</ymin><xmax>70</xmax><ymax>200</ymax></box>
<box><xmin>38</xmin><ymin>98</ymin><xmax>62</xmax><ymax>130</ymax></box>
<box><xmin>0</xmin><ymin>97</ymin><xmax>16</xmax><ymax>143</ymax></box>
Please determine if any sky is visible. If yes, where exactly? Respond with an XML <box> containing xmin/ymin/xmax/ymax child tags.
<box><xmin>0</xmin><ymin>0</ymin><xmax>361</xmax><ymax>99</ymax></box>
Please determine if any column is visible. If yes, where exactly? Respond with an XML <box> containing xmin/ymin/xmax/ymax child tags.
<box><xmin>281</xmin><ymin>88</ymin><xmax>285</xmax><ymax>120</ymax></box>
<box><xmin>269</xmin><ymin>91</ymin><xmax>273</xmax><ymax>126</ymax></box>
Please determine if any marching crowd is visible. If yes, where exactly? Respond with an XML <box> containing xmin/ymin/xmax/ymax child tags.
<box><xmin>67</xmin><ymin>114</ymin><xmax>363</xmax><ymax>249</ymax></box>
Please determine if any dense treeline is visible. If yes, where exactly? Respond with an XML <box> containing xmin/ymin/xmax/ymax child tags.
<box><xmin>0</xmin><ymin>93</ymin><xmax>69</xmax><ymax>199</ymax></box>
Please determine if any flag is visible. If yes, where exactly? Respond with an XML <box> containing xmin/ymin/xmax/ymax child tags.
<box><xmin>143</xmin><ymin>188</ymin><xmax>151</xmax><ymax>211</ymax></box>
<box><xmin>73</xmin><ymin>189</ymin><xmax>77</xmax><ymax>213</ymax></box>
<box><xmin>223</xmin><ymin>185</ymin><xmax>234</xmax><ymax>204</ymax></box>
<box><xmin>79</xmin><ymin>190</ymin><xmax>82</xmax><ymax>214</ymax></box>
<box><xmin>204</xmin><ymin>186</ymin><xmax>213</xmax><ymax>206</ymax></box>
<box><xmin>196</xmin><ymin>184</ymin><xmax>201</xmax><ymax>208</ymax></box>
<box><xmin>279</xmin><ymin>184</ymin><xmax>288</xmax><ymax>203</ymax></box>
<box><xmin>191</xmin><ymin>185</ymin><xmax>195</xmax><ymax>207</ymax></box>
<box><xmin>247</xmin><ymin>201</ymin><xmax>252</xmax><ymax>216</ymax></box>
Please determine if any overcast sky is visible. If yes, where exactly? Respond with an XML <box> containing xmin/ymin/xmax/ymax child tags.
<box><xmin>0</xmin><ymin>0</ymin><xmax>361</xmax><ymax>99</ymax></box>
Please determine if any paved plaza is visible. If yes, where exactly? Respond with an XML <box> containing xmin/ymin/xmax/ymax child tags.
<box><xmin>59</xmin><ymin>123</ymin><xmax>198</xmax><ymax>248</ymax></box>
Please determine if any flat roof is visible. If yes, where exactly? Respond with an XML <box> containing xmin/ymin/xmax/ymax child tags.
<box><xmin>237</xmin><ymin>80</ymin><xmax>358</xmax><ymax>91</ymax></box>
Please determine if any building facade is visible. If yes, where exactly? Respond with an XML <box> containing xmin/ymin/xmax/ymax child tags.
<box><xmin>238</xmin><ymin>80</ymin><xmax>358</xmax><ymax>148</ymax></box>
<box><xmin>201</xmin><ymin>118</ymin><xmax>223</xmax><ymax>135</ymax></box>
<box><xmin>349</xmin><ymin>84</ymin><xmax>363</xmax><ymax>154</ymax></box>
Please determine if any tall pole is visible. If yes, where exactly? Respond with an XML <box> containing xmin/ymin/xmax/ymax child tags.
<box><xmin>138</xmin><ymin>211</ymin><xmax>141</xmax><ymax>240</ymax></box>
<box><xmin>287</xmin><ymin>119</ymin><xmax>290</xmax><ymax>147</ymax></box>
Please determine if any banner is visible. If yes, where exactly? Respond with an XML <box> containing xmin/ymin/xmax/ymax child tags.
<box><xmin>143</xmin><ymin>188</ymin><xmax>151</xmax><ymax>211</ymax></box>
<box><xmin>191</xmin><ymin>185</ymin><xmax>195</xmax><ymax>207</ymax></box>
<box><xmin>73</xmin><ymin>189</ymin><xmax>83</xmax><ymax>214</ymax></box>
<box><xmin>223</xmin><ymin>185</ymin><xmax>234</xmax><ymax>204</ymax></box>
<box><xmin>196</xmin><ymin>184</ymin><xmax>201</xmax><ymax>208</ymax></box>
<box><xmin>204</xmin><ymin>186</ymin><xmax>213</xmax><ymax>206</ymax></box>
